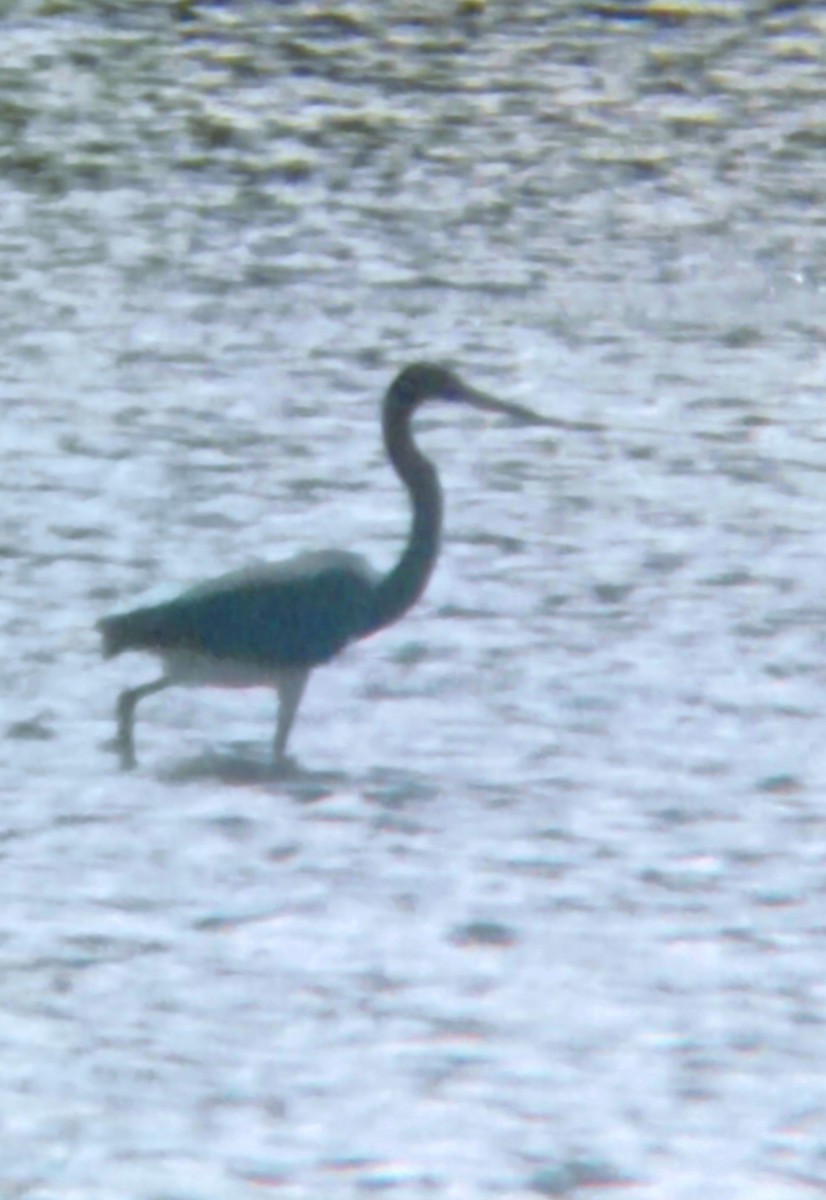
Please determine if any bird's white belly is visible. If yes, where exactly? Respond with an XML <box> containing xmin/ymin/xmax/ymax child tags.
<box><xmin>162</xmin><ymin>649</ymin><xmax>287</xmax><ymax>689</ymax></box>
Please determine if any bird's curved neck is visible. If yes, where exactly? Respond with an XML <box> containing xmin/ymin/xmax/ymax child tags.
<box><xmin>364</xmin><ymin>401</ymin><xmax>443</xmax><ymax>636</ymax></box>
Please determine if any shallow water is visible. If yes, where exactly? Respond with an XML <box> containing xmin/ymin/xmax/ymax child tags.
<box><xmin>2</xmin><ymin>2</ymin><xmax>826</xmax><ymax>1196</ymax></box>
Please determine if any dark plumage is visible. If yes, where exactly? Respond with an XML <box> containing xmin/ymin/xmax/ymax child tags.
<box><xmin>98</xmin><ymin>362</ymin><xmax>551</xmax><ymax>770</ymax></box>
<box><xmin>99</xmin><ymin>553</ymin><xmax>376</xmax><ymax>669</ymax></box>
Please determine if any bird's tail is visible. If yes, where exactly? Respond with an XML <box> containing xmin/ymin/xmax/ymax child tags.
<box><xmin>97</xmin><ymin>614</ymin><xmax>132</xmax><ymax>659</ymax></box>
<box><xmin>97</xmin><ymin>606</ymin><xmax>169</xmax><ymax>659</ymax></box>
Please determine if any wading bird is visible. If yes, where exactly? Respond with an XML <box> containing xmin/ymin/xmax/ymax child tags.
<box><xmin>98</xmin><ymin>363</ymin><xmax>552</xmax><ymax>770</ymax></box>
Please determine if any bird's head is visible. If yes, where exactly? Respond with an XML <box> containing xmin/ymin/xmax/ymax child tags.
<box><xmin>389</xmin><ymin>362</ymin><xmax>551</xmax><ymax>426</ymax></box>
<box><xmin>391</xmin><ymin>363</ymin><xmax>472</xmax><ymax>411</ymax></box>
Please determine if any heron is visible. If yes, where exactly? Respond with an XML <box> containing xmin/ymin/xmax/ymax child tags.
<box><xmin>98</xmin><ymin>362</ymin><xmax>552</xmax><ymax>771</ymax></box>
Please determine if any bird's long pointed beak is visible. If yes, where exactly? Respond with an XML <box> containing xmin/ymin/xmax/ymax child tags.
<box><xmin>460</xmin><ymin>385</ymin><xmax>550</xmax><ymax>425</ymax></box>
<box><xmin>461</xmin><ymin>385</ymin><xmax>601</xmax><ymax>433</ymax></box>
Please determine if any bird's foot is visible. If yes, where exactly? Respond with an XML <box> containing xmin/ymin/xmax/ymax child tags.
<box><xmin>103</xmin><ymin>732</ymin><xmax>137</xmax><ymax>770</ymax></box>
<box><xmin>272</xmin><ymin>753</ymin><xmax>300</xmax><ymax>778</ymax></box>
<box><xmin>117</xmin><ymin>738</ymin><xmax>137</xmax><ymax>771</ymax></box>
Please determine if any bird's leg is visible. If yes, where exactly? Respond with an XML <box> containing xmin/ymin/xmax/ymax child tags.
<box><xmin>116</xmin><ymin>678</ymin><xmax>170</xmax><ymax>770</ymax></box>
<box><xmin>273</xmin><ymin>669</ymin><xmax>310</xmax><ymax>767</ymax></box>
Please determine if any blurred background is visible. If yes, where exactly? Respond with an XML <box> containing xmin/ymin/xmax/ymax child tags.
<box><xmin>1</xmin><ymin>2</ymin><xmax>826</xmax><ymax>1196</ymax></box>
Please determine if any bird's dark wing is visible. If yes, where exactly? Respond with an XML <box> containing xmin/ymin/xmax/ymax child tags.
<box><xmin>99</xmin><ymin>553</ymin><xmax>377</xmax><ymax>668</ymax></box>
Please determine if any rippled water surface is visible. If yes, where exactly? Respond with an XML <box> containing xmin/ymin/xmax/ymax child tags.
<box><xmin>2</xmin><ymin>2</ymin><xmax>826</xmax><ymax>1196</ymax></box>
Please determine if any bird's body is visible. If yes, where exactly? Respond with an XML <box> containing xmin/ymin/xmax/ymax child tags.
<box><xmin>100</xmin><ymin>551</ymin><xmax>377</xmax><ymax>681</ymax></box>
<box><xmin>99</xmin><ymin>363</ymin><xmax>550</xmax><ymax>770</ymax></box>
